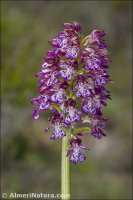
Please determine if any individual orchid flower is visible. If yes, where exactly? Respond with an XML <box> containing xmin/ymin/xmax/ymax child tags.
<box><xmin>45</xmin><ymin>121</ymin><xmax>67</xmax><ymax>140</ymax></box>
<box><xmin>59</xmin><ymin>62</ymin><xmax>75</xmax><ymax>81</ymax></box>
<box><xmin>81</xmin><ymin>95</ymin><xmax>107</xmax><ymax>115</ymax></box>
<box><xmin>30</xmin><ymin>95</ymin><xmax>50</xmax><ymax>119</ymax></box>
<box><xmin>61</xmin><ymin>99</ymin><xmax>82</xmax><ymax>125</ymax></box>
<box><xmin>50</xmin><ymin>88</ymin><xmax>66</xmax><ymax>104</ymax></box>
<box><xmin>45</xmin><ymin>112</ymin><xmax>68</xmax><ymax>140</ymax></box>
<box><xmin>67</xmin><ymin>136</ymin><xmax>88</xmax><ymax>164</ymax></box>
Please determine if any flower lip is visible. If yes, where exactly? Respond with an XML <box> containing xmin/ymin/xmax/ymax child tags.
<box><xmin>50</xmin><ymin>89</ymin><xmax>66</xmax><ymax>104</ymax></box>
<box><xmin>45</xmin><ymin>120</ymin><xmax>67</xmax><ymax>140</ymax></box>
<box><xmin>65</xmin><ymin>46</ymin><xmax>79</xmax><ymax>59</ymax></box>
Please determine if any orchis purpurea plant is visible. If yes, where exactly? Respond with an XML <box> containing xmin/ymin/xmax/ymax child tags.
<box><xmin>30</xmin><ymin>22</ymin><xmax>112</xmax><ymax>200</ymax></box>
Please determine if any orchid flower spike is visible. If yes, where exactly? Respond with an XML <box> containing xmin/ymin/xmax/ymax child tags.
<box><xmin>30</xmin><ymin>22</ymin><xmax>112</xmax><ymax>164</ymax></box>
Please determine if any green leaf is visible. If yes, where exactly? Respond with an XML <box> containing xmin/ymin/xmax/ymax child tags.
<box><xmin>73</xmin><ymin>127</ymin><xmax>91</xmax><ymax>135</ymax></box>
<box><xmin>51</xmin><ymin>104</ymin><xmax>62</xmax><ymax>113</ymax></box>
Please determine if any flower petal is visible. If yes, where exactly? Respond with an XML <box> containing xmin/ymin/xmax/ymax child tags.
<box><xmin>32</xmin><ymin>109</ymin><xmax>39</xmax><ymax>120</ymax></box>
<box><xmin>78</xmin><ymin>152</ymin><xmax>86</xmax><ymax>162</ymax></box>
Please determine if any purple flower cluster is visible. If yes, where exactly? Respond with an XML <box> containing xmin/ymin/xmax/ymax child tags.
<box><xmin>30</xmin><ymin>22</ymin><xmax>112</xmax><ymax>164</ymax></box>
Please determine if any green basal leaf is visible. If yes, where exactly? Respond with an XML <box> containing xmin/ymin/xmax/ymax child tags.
<box><xmin>51</xmin><ymin>104</ymin><xmax>62</xmax><ymax>113</ymax></box>
<box><xmin>73</xmin><ymin>127</ymin><xmax>91</xmax><ymax>135</ymax></box>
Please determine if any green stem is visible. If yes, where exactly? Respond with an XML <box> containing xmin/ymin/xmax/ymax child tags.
<box><xmin>61</xmin><ymin>128</ymin><xmax>71</xmax><ymax>200</ymax></box>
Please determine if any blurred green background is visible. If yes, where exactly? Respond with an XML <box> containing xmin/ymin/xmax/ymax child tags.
<box><xmin>1</xmin><ymin>1</ymin><xmax>132</xmax><ymax>199</ymax></box>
